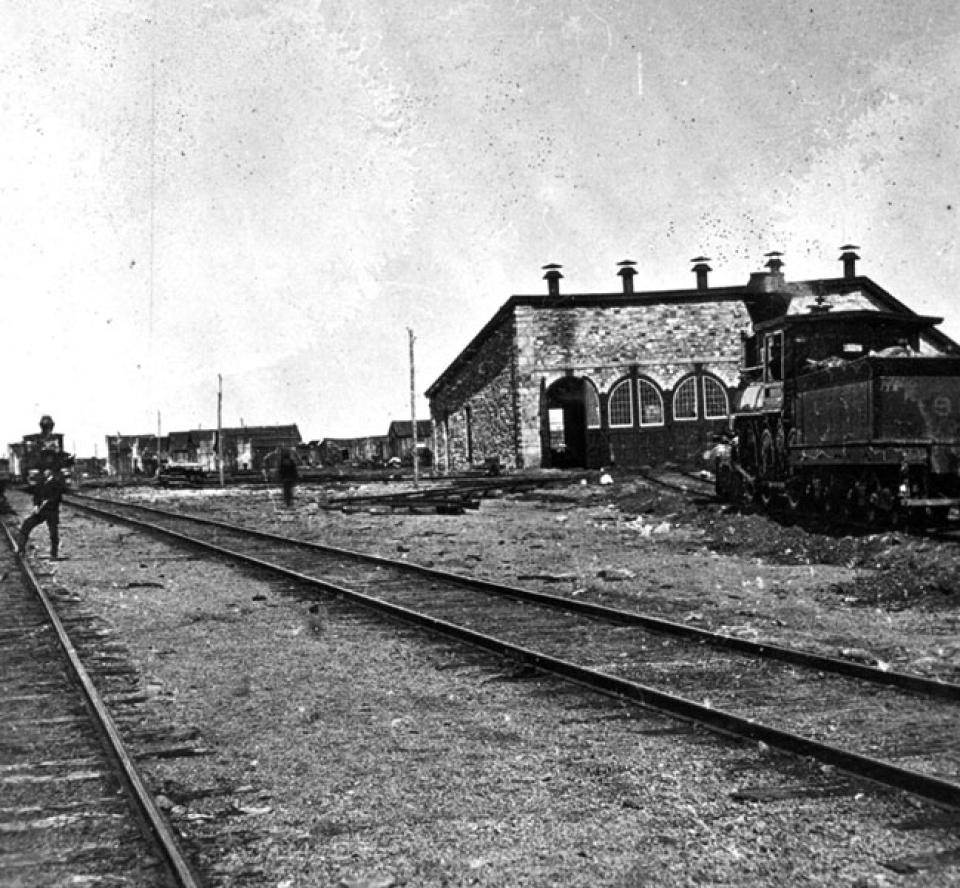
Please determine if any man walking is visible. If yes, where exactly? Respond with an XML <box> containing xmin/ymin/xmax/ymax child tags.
<box><xmin>17</xmin><ymin>467</ymin><xmax>67</xmax><ymax>559</ymax></box>
<box><xmin>278</xmin><ymin>449</ymin><xmax>299</xmax><ymax>507</ymax></box>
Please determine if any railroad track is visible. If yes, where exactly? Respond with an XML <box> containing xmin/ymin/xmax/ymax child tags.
<box><xmin>65</xmin><ymin>492</ymin><xmax>960</xmax><ymax>809</ymax></box>
<box><xmin>0</xmin><ymin>523</ymin><xmax>200</xmax><ymax>887</ymax></box>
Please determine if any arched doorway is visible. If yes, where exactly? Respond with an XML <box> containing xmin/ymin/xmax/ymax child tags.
<box><xmin>542</xmin><ymin>376</ymin><xmax>589</xmax><ymax>468</ymax></box>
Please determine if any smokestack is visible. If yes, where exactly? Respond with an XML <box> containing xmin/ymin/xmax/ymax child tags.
<box><xmin>690</xmin><ymin>256</ymin><xmax>711</xmax><ymax>291</ymax></box>
<box><xmin>839</xmin><ymin>244</ymin><xmax>860</xmax><ymax>279</ymax></box>
<box><xmin>617</xmin><ymin>260</ymin><xmax>637</xmax><ymax>294</ymax></box>
<box><xmin>542</xmin><ymin>263</ymin><xmax>563</xmax><ymax>298</ymax></box>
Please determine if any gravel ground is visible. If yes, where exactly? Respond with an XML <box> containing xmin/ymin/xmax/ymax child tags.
<box><xmin>9</xmin><ymin>472</ymin><xmax>960</xmax><ymax>886</ymax></box>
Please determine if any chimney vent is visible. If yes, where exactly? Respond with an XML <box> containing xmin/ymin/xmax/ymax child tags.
<box><xmin>691</xmin><ymin>256</ymin><xmax>712</xmax><ymax>291</ymax></box>
<box><xmin>764</xmin><ymin>250</ymin><xmax>785</xmax><ymax>279</ymax></box>
<box><xmin>839</xmin><ymin>244</ymin><xmax>860</xmax><ymax>279</ymax></box>
<box><xmin>541</xmin><ymin>263</ymin><xmax>563</xmax><ymax>297</ymax></box>
<box><xmin>617</xmin><ymin>260</ymin><xmax>637</xmax><ymax>294</ymax></box>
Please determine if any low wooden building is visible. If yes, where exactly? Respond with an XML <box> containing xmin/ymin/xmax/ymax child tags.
<box><xmin>318</xmin><ymin>435</ymin><xmax>390</xmax><ymax>466</ymax></box>
<box><xmin>105</xmin><ymin>424</ymin><xmax>302</xmax><ymax>476</ymax></box>
<box><xmin>387</xmin><ymin>420</ymin><xmax>433</xmax><ymax>465</ymax></box>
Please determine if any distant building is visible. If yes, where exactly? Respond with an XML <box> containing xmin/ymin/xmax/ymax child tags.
<box><xmin>106</xmin><ymin>434</ymin><xmax>161</xmax><ymax>477</ymax></box>
<box><xmin>426</xmin><ymin>251</ymin><xmax>960</xmax><ymax>472</ymax></box>
<box><xmin>105</xmin><ymin>424</ymin><xmax>302</xmax><ymax>476</ymax></box>
<box><xmin>318</xmin><ymin>435</ymin><xmax>390</xmax><ymax>466</ymax></box>
<box><xmin>222</xmin><ymin>425</ymin><xmax>302</xmax><ymax>471</ymax></box>
<box><xmin>387</xmin><ymin>420</ymin><xmax>433</xmax><ymax>465</ymax></box>
<box><xmin>74</xmin><ymin>456</ymin><xmax>106</xmax><ymax>479</ymax></box>
<box><xmin>297</xmin><ymin>440</ymin><xmax>324</xmax><ymax>467</ymax></box>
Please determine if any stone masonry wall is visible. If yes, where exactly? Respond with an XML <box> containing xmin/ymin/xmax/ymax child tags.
<box><xmin>430</xmin><ymin>297</ymin><xmax>754</xmax><ymax>472</ymax></box>
<box><xmin>514</xmin><ymin>300</ymin><xmax>752</xmax><ymax>467</ymax></box>
<box><xmin>429</xmin><ymin>314</ymin><xmax>519</xmax><ymax>471</ymax></box>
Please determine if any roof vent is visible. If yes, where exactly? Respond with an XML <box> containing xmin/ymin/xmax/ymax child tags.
<box><xmin>764</xmin><ymin>250</ymin><xmax>785</xmax><ymax>279</ymax></box>
<box><xmin>839</xmin><ymin>244</ymin><xmax>860</xmax><ymax>279</ymax></box>
<box><xmin>691</xmin><ymin>256</ymin><xmax>711</xmax><ymax>291</ymax></box>
<box><xmin>617</xmin><ymin>260</ymin><xmax>637</xmax><ymax>294</ymax></box>
<box><xmin>542</xmin><ymin>263</ymin><xmax>563</xmax><ymax>298</ymax></box>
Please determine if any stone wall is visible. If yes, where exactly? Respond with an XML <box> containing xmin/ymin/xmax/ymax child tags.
<box><xmin>429</xmin><ymin>314</ymin><xmax>520</xmax><ymax>471</ymax></box>
<box><xmin>513</xmin><ymin>299</ymin><xmax>751</xmax><ymax>468</ymax></box>
<box><xmin>430</xmin><ymin>296</ymin><xmax>753</xmax><ymax>471</ymax></box>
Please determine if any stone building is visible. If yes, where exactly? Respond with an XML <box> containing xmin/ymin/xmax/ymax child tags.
<box><xmin>426</xmin><ymin>250</ymin><xmax>958</xmax><ymax>473</ymax></box>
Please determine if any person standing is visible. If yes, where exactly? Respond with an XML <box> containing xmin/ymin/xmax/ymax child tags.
<box><xmin>17</xmin><ymin>467</ymin><xmax>67</xmax><ymax>559</ymax></box>
<box><xmin>278</xmin><ymin>449</ymin><xmax>299</xmax><ymax>507</ymax></box>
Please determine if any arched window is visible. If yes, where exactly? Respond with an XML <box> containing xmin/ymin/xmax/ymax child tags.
<box><xmin>584</xmin><ymin>380</ymin><xmax>601</xmax><ymax>429</ymax></box>
<box><xmin>703</xmin><ymin>376</ymin><xmax>729</xmax><ymax>419</ymax></box>
<box><xmin>637</xmin><ymin>379</ymin><xmax>664</xmax><ymax>427</ymax></box>
<box><xmin>673</xmin><ymin>377</ymin><xmax>698</xmax><ymax>421</ymax></box>
<box><xmin>608</xmin><ymin>379</ymin><xmax>633</xmax><ymax>428</ymax></box>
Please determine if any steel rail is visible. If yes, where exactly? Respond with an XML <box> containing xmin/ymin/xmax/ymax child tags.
<box><xmin>68</xmin><ymin>493</ymin><xmax>960</xmax><ymax>701</ymax></box>
<box><xmin>65</xmin><ymin>498</ymin><xmax>960</xmax><ymax>810</ymax></box>
<box><xmin>2</xmin><ymin>521</ymin><xmax>202</xmax><ymax>888</ymax></box>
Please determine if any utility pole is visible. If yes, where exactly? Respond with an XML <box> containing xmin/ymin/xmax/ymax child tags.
<box><xmin>408</xmin><ymin>327</ymin><xmax>418</xmax><ymax>488</ymax></box>
<box><xmin>217</xmin><ymin>374</ymin><xmax>224</xmax><ymax>488</ymax></box>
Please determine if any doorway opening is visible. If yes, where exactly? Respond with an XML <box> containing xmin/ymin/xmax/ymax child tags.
<box><xmin>543</xmin><ymin>376</ymin><xmax>588</xmax><ymax>468</ymax></box>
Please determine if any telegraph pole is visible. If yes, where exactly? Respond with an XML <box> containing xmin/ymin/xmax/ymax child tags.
<box><xmin>408</xmin><ymin>328</ymin><xmax>418</xmax><ymax>488</ymax></box>
<box><xmin>217</xmin><ymin>374</ymin><xmax>224</xmax><ymax>487</ymax></box>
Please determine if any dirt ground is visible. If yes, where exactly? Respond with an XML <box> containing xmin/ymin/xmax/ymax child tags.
<box><xmin>143</xmin><ymin>467</ymin><xmax>960</xmax><ymax>682</ymax></box>
<box><xmin>12</xmin><ymin>470</ymin><xmax>960</xmax><ymax>887</ymax></box>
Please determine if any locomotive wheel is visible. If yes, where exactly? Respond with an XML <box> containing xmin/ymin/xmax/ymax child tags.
<box><xmin>784</xmin><ymin>476</ymin><xmax>806</xmax><ymax>513</ymax></box>
<box><xmin>864</xmin><ymin>494</ymin><xmax>884</xmax><ymax>529</ymax></box>
<box><xmin>822</xmin><ymin>479</ymin><xmax>852</xmax><ymax>524</ymax></box>
<box><xmin>715</xmin><ymin>464</ymin><xmax>733</xmax><ymax>500</ymax></box>
<box><xmin>839</xmin><ymin>488</ymin><xmax>856</xmax><ymax>524</ymax></box>
<box><xmin>728</xmin><ymin>470</ymin><xmax>743</xmax><ymax>504</ymax></box>
<box><xmin>888</xmin><ymin>503</ymin><xmax>907</xmax><ymax>532</ymax></box>
<box><xmin>729</xmin><ymin>470</ymin><xmax>754</xmax><ymax>506</ymax></box>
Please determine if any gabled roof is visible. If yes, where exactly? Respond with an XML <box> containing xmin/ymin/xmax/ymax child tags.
<box><xmin>388</xmin><ymin>420</ymin><xmax>432</xmax><ymax>438</ymax></box>
<box><xmin>221</xmin><ymin>424</ymin><xmax>302</xmax><ymax>446</ymax></box>
<box><xmin>167</xmin><ymin>430</ymin><xmax>207</xmax><ymax>450</ymax></box>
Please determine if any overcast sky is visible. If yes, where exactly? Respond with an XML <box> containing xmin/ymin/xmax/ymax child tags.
<box><xmin>3</xmin><ymin>0</ymin><xmax>958</xmax><ymax>456</ymax></box>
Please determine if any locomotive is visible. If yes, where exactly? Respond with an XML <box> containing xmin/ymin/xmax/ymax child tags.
<box><xmin>712</xmin><ymin>295</ymin><xmax>960</xmax><ymax>527</ymax></box>
<box><xmin>15</xmin><ymin>415</ymin><xmax>74</xmax><ymax>483</ymax></box>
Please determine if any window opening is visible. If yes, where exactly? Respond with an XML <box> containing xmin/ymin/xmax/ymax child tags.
<box><xmin>548</xmin><ymin>407</ymin><xmax>566</xmax><ymax>451</ymax></box>
<box><xmin>702</xmin><ymin>376</ymin><xmax>729</xmax><ymax>419</ymax></box>
<box><xmin>608</xmin><ymin>380</ymin><xmax>633</xmax><ymax>428</ymax></box>
<box><xmin>764</xmin><ymin>331</ymin><xmax>784</xmax><ymax>381</ymax></box>
<box><xmin>637</xmin><ymin>379</ymin><xmax>664</xmax><ymax>426</ymax></box>
<box><xmin>673</xmin><ymin>377</ymin><xmax>698</xmax><ymax>421</ymax></box>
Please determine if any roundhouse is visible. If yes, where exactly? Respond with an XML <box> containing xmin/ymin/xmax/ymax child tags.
<box><xmin>426</xmin><ymin>250</ymin><xmax>959</xmax><ymax>473</ymax></box>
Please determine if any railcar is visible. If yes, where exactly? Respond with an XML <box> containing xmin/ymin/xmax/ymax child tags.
<box><xmin>711</xmin><ymin>304</ymin><xmax>960</xmax><ymax>526</ymax></box>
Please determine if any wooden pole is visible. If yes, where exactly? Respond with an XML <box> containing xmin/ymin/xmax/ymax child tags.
<box><xmin>408</xmin><ymin>328</ymin><xmax>418</xmax><ymax>488</ymax></box>
<box><xmin>217</xmin><ymin>374</ymin><xmax>224</xmax><ymax>488</ymax></box>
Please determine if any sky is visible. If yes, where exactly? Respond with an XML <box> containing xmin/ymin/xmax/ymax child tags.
<box><xmin>2</xmin><ymin>0</ymin><xmax>959</xmax><ymax>457</ymax></box>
